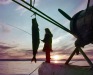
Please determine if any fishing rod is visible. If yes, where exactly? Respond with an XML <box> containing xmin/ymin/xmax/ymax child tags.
<box><xmin>21</xmin><ymin>0</ymin><xmax>68</xmax><ymax>30</ymax></box>
<box><xmin>12</xmin><ymin>0</ymin><xmax>61</xmax><ymax>31</ymax></box>
<box><xmin>21</xmin><ymin>0</ymin><xmax>73</xmax><ymax>34</ymax></box>
<box><xmin>12</xmin><ymin>0</ymin><xmax>73</xmax><ymax>35</ymax></box>
<box><xmin>12</xmin><ymin>0</ymin><xmax>65</xmax><ymax>31</ymax></box>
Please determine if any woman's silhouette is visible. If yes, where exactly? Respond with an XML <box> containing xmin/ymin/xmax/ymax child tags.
<box><xmin>42</xmin><ymin>28</ymin><xmax>53</xmax><ymax>63</ymax></box>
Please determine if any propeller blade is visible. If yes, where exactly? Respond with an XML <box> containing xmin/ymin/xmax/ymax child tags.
<box><xmin>58</xmin><ymin>9</ymin><xmax>72</xmax><ymax>21</ymax></box>
<box><xmin>86</xmin><ymin>0</ymin><xmax>90</xmax><ymax>11</ymax></box>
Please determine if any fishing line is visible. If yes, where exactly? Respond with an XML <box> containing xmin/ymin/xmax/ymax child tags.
<box><xmin>6</xmin><ymin>25</ymin><xmax>75</xmax><ymax>64</ymax></box>
<box><xmin>6</xmin><ymin>23</ymin><xmax>42</xmax><ymax>41</ymax></box>
<box><xmin>7</xmin><ymin>23</ymin><xmax>32</xmax><ymax>36</ymax></box>
<box><xmin>29</xmin><ymin>63</ymin><xmax>42</xmax><ymax>75</ymax></box>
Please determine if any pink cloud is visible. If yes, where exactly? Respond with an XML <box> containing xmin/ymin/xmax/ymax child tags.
<box><xmin>0</xmin><ymin>23</ymin><xmax>11</xmax><ymax>33</ymax></box>
<box><xmin>0</xmin><ymin>0</ymin><xmax>12</xmax><ymax>5</ymax></box>
<box><xmin>0</xmin><ymin>42</ymin><xmax>16</xmax><ymax>53</ymax></box>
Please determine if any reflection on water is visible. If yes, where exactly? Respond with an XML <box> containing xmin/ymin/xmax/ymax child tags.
<box><xmin>0</xmin><ymin>61</ymin><xmax>91</xmax><ymax>75</ymax></box>
<box><xmin>0</xmin><ymin>61</ymin><xmax>43</xmax><ymax>75</ymax></box>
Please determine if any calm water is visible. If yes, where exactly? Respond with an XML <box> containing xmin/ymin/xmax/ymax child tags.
<box><xmin>0</xmin><ymin>61</ymin><xmax>90</xmax><ymax>75</ymax></box>
<box><xmin>0</xmin><ymin>61</ymin><xmax>43</xmax><ymax>75</ymax></box>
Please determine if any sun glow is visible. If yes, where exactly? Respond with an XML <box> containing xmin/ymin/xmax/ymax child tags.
<box><xmin>51</xmin><ymin>55</ymin><xmax>61</xmax><ymax>60</ymax></box>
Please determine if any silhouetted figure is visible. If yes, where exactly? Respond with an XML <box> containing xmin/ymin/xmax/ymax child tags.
<box><xmin>42</xmin><ymin>28</ymin><xmax>53</xmax><ymax>63</ymax></box>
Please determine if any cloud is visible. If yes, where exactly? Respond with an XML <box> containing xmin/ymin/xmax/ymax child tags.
<box><xmin>0</xmin><ymin>22</ymin><xmax>11</xmax><ymax>33</ymax></box>
<box><xmin>0</xmin><ymin>42</ymin><xmax>23</xmax><ymax>59</ymax></box>
<box><xmin>15</xmin><ymin>0</ymin><xmax>40</xmax><ymax>15</ymax></box>
<box><xmin>0</xmin><ymin>42</ymin><xmax>15</xmax><ymax>52</ymax></box>
<box><xmin>16</xmin><ymin>7</ymin><xmax>27</xmax><ymax>16</ymax></box>
<box><xmin>0</xmin><ymin>42</ymin><xmax>6</xmax><ymax>45</ymax></box>
<box><xmin>0</xmin><ymin>42</ymin><xmax>17</xmax><ymax>59</ymax></box>
<box><xmin>0</xmin><ymin>25</ymin><xmax>10</xmax><ymax>33</ymax></box>
<box><xmin>16</xmin><ymin>5</ymin><xmax>24</xmax><ymax>11</ymax></box>
<box><xmin>5</xmin><ymin>49</ymin><xmax>32</xmax><ymax>59</ymax></box>
<box><xmin>73</xmin><ymin>0</ymin><xmax>87</xmax><ymax>14</ymax></box>
<box><xmin>53</xmin><ymin>33</ymin><xmax>75</xmax><ymax>51</ymax></box>
<box><xmin>0</xmin><ymin>0</ymin><xmax>12</xmax><ymax>5</ymax></box>
<box><xmin>0</xmin><ymin>45</ymin><xmax>13</xmax><ymax>50</ymax></box>
<box><xmin>33</xmin><ymin>0</ymin><xmax>40</xmax><ymax>6</ymax></box>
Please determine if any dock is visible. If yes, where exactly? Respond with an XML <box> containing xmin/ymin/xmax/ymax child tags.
<box><xmin>38</xmin><ymin>62</ymin><xmax>93</xmax><ymax>75</ymax></box>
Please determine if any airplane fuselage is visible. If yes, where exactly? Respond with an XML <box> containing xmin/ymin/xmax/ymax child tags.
<box><xmin>70</xmin><ymin>6</ymin><xmax>93</xmax><ymax>47</ymax></box>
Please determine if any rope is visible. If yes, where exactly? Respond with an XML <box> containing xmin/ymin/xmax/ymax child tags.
<box><xmin>29</xmin><ymin>63</ymin><xmax>42</xmax><ymax>75</ymax></box>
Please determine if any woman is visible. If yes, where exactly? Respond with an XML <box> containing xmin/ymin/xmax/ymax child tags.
<box><xmin>42</xmin><ymin>28</ymin><xmax>53</xmax><ymax>63</ymax></box>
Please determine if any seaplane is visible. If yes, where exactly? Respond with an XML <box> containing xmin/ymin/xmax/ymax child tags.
<box><xmin>10</xmin><ymin>0</ymin><xmax>93</xmax><ymax>68</ymax></box>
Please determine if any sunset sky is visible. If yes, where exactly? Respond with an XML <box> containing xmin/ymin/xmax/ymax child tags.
<box><xmin>0</xmin><ymin>0</ymin><xmax>93</xmax><ymax>61</ymax></box>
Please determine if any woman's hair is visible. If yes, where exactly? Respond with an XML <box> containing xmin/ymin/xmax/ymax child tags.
<box><xmin>45</xmin><ymin>28</ymin><xmax>51</xmax><ymax>33</ymax></box>
<box><xmin>45</xmin><ymin>28</ymin><xmax>53</xmax><ymax>36</ymax></box>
